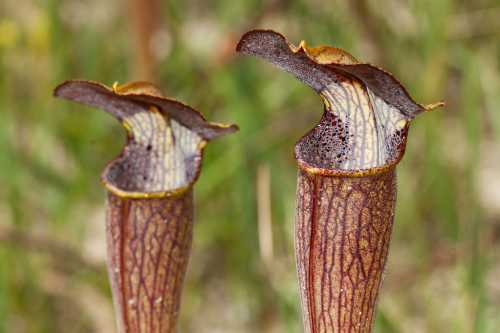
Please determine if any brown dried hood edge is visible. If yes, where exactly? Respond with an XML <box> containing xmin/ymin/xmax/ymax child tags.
<box><xmin>236</xmin><ymin>29</ymin><xmax>444</xmax><ymax>119</ymax></box>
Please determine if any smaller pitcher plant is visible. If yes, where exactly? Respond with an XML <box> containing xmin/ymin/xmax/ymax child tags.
<box><xmin>54</xmin><ymin>80</ymin><xmax>237</xmax><ymax>333</ymax></box>
<box><xmin>237</xmin><ymin>30</ymin><xmax>444</xmax><ymax>333</ymax></box>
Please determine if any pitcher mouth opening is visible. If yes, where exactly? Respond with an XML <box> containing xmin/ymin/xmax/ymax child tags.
<box><xmin>294</xmin><ymin>98</ymin><xmax>410</xmax><ymax>178</ymax></box>
<box><xmin>100</xmin><ymin>112</ymin><xmax>208</xmax><ymax>198</ymax></box>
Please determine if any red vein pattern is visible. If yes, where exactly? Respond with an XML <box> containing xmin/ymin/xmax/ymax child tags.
<box><xmin>295</xmin><ymin>169</ymin><xmax>396</xmax><ymax>333</ymax></box>
<box><xmin>106</xmin><ymin>191</ymin><xmax>193</xmax><ymax>333</ymax></box>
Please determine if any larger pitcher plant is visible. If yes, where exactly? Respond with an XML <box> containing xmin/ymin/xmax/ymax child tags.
<box><xmin>237</xmin><ymin>30</ymin><xmax>443</xmax><ymax>333</ymax></box>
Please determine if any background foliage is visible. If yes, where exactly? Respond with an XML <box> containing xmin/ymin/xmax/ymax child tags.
<box><xmin>1</xmin><ymin>0</ymin><xmax>500</xmax><ymax>332</ymax></box>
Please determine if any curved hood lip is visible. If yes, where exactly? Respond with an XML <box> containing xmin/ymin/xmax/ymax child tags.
<box><xmin>236</xmin><ymin>29</ymin><xmax>444</xmax><ymax>118</ymax></box>
<box><xmin>54</xmin><ymin>80</ymin><xmax>238</xmax><ymax>198</ymax></box>
<box><xmin>54</xmin><ymin>80</ymin><xmax>239</xmax><ymax>140</ymax></box>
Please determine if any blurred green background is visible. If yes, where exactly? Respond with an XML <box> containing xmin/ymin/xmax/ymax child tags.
<box><xmin>1</xmin><ymin>0</ymin><xmax>500</xmax><ymax>332</ymax></box>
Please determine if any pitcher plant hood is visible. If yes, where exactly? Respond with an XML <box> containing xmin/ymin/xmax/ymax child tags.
<box><xmin>54</xmin><ymin>80</ymin><xmax>238</xmax><ymax>198</ymax></box>
<box><xmin>236</xmin><ymin>29</ymin><xmax>444</xmax><ymax>176</ymax></box>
